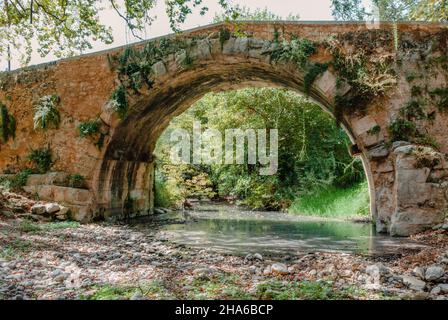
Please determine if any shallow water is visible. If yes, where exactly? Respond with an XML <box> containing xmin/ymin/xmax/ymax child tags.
<box><xmin>157</xmin><ymin>203</ymin><xmax>426</xmax><ymax>256</ymax></box>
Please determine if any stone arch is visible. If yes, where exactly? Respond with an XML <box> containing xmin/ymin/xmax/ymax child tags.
<box><xmin>94</xmin><ymin>35</ymin><xmax>378</xmax><ymax>230</ymax></box>
<box><xmin>2</xmin><ymin>22</ymin><xmax>447</xmax><ymax>236</ymax></box>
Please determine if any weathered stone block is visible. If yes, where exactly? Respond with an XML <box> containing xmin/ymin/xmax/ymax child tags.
<box><xmin>351</xmin><ymin>116</ymin><xmax>378</xmax><ymax>136</ymax></box>
<box><xmin>390</xmin><ymin>208</ymin><xmax>446</xmax><ymax>236</ymax></box>
<box><xmin>152</xmin><ymin>61</ymin><xmax>167</xmax><ymax>77</ymax></box>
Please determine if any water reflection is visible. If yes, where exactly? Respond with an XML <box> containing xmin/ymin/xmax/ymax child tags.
<box><xmin>158</xmin><ymin>204</ymin><xmax>427</xmax><ymax>256</ymax></box>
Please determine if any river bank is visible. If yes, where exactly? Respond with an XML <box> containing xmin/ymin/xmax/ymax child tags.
<box><xmin>1</xmin><ymin>188</ymin><xmax>448</xmax><ymax>300</ymax></box>
<box><xmin>1</xmin><ymin>212</ymin><xmax>448</xmax><ymax>300</ymax></box>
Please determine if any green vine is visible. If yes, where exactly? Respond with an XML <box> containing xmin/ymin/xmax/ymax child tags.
<box><xmin>219</xmin><ymin>28</ymin><xmax>231</xmax><ymax>49</ymax></box>
<box><xmin>388</xmin><ymin>118</ymin><xmax>439</xmax><ymax>150</ymax></box>
<box><xmin>108</xmin><ymin>37</ymin><xmax>199</xmax><ymax>120</ymax></box>
<box><xmin>303</xmin><ymin>62</ymin><xmax>328</xmax><ymax>95</ymax></box>
<box><xmin>430</xmin><ymin>87</ymin><xmax>448</xmax><ymax>111</ymax></box>
<box><xmin>78</xmin><ymin>118</ymin><xmax>106</xmax><ymax>149</ymax></box>
<box><xmin>0</xmin><ymin>103</ymin><xmax>16</xmax><ymax>143</ymax></box>
<box><xmin>110</xmin><ymin>85</ymin><xmax>128</xmax><ymax>119</ymax></box>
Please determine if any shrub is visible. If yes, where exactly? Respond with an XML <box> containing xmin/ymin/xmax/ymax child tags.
<box><xmin>27</xmin><ymin>147</ymin><xmax>52</xmax><ymax>173</ymax></box>
<box><xmin>33</xmin><ymin>95</ymin><xmax>60</xmax><ymax>130</ymax></box>
<box><xmin>399</xmin><ymin>100</ymin><xmax>426</xmax><ymax>120</ymax></box>
<box><xmin>68</xmin><ymin>174</ymin><xmax>86</xmax><ymax>189</ymax></box>
<box><xmin>269</xmin><ymin>37</ymin><xmax>316</xmax><ymax>70</ymax></box>
<box><xmin>78</xmin><ymin>119</ymin><xmax>100</xmax><ymax>138</ymax></box>
<box><xmin>388</xmin><ymin>118</ymin><xmax>418</xmax><ymax>142</ymax></box>
<box><xmin>0</xmin><ymin>169</ymin><xmax>32</xmax><ymax>190</ymax></box>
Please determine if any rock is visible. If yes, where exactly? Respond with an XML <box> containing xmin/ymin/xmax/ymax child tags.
<box><xmin>401</xmin><ymin>275</ymin><xmax>426</xmax><ymax>291</ymax></box>
<box><xmin>151</xmin><ymin>61</ymin><xmax>167</xmax><ymax>77</ymax></box>
<box><xmin>45</xmin><ymin>203</ymin><xmax>60</xmax><ymax>214</ymax></box>
<box><xmin>438</xmin><ymin>283</ymin><xmax>448</xmax><ymax>293</ymax></box>
<box><xmin>130</xmin><ymin>292</ymin><xmax>144</xmax><ymax>300</ymax></box>
<box><xmin>412</xmin><ymin>267</ymin><xmax>425</xmax><ymax>280</ymax></box>
<box><xmin>253</xmin><ymin>253</ymin><xmax>263</xmax><ymax>261</ymax></box>
<box><xmin>430</xmin><ymin>286</ymin><xmax>442</xmax><ymax>295</ymax></box>
<box><xmin>154</xmin><ymin>208</ymin><xmax>165</xmax><ymax>215</ymax></box>
<box><xmin>366</xmin><ymin>263</ymin><xmax>389</xmax><ymax>276</ymax></box>
<box><xmin>425</xmin><ymin>265</ymin><xmax>445</xmax><ymax>281</ymax></box>
<box><xmin>192</xmin><ymin>267</ymin><xmax>216</xmax><ymax>276</ymax></box>
<box><xmin>391</xmin><ymin>141</ymin><xmax>411</xmax><ymax>150</ymax></box>
<box><xmin>245</xmin><ymin>253</ymin><xmax>263</xmax><ymax>262</ymax></box>
<box><xmin>441</xmin><ymin>223</ymin><xmax>448</xmax><ymax>230</ymax></box>
<box><xmin>263</xmin><ymin>266</ymin><xmax>271</xmax><ymax>276</ymax></box>
<box><xmin>54</xmin><ymin>273</ymin><xmax>68</xmax><ymax>283</ymax></box>
<box><xmin>368</xmin><ymin>145</ymin><xmax>389</xmax><ymax>159</ymax></box>
<box><xmin>31</xmin><ymin>204</ymin><xmax>46</xmax><ymax>215</ymax></box>
<box><xmin>271</xmin><ymin>263</ymin><xmax>289</xmax><ymax>275</ymax></box>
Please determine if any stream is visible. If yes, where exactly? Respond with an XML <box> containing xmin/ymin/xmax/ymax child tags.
<box><xmin>156</xmin><ymin>202</ymin><xmax>427</xmax><ymax>256</ymax></box>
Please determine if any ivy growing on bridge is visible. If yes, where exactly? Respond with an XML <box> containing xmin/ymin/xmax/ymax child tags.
<box><xmin>108</xmin><ymin>36</ymin><xmax>201</xmax><ymax>119</ymax></box>
<box><xmin>0</xmin><ymin>103</ymin><xmax>16</xmax><ymax>144</ymax></box>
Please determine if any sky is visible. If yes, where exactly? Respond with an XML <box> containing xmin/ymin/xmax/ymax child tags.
<box><xmin>3</xmin><ymin>0</ymin><xmax>348</xmax><ymax>70</ymax></box>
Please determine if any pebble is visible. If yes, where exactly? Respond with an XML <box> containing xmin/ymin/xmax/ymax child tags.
<box><xmin>425</xmin><ymin>265</ymin><xmax>445</xmax><ymax>281</ymax></box>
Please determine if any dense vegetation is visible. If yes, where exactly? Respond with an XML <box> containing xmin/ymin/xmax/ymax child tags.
<box><xmin>155</xmin><ymin>88</ymin><xmax>369</xmax><ymax>217</ymax></box>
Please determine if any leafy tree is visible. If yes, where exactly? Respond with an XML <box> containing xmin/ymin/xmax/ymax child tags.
<box><xmin>213</xmin><ymin>5</ymin><xmax>300</xmax><ymax>23</ymax></box>
<box><xmin>0</xmin><ymin>0</ymin><xmax>233</xmax><ymax>67</ymax></box>
<box><xmin>331</xmin><ymin>0</ymin><xmax>447</xmax><ymax>22</ymax></box>
<box><xmin>155</xmin><ymin>88</ymin><xmax>365</xmax><ymax>210</ymax></box>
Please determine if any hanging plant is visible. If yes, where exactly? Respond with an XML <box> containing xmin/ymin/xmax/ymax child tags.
<box><xmin>33</xmin><ymin>95</ymin><xmax>60</xmax><ymax>130</ymax></box>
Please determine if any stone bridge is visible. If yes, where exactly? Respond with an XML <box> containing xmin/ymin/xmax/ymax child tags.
<box><xmin>0</xmin><ymin>21</ymin><xmax>447</xmax><ymax>236</ymax></box>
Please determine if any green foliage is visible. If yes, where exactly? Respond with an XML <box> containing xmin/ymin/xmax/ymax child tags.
<box><xmin>82</xmin><ymin>281</ymin><xmax>173</xmax><ymax>300</ymax></box>
<box><xmin>304</xmin><ymin>63</ymin><xmax>328</xmax><ymax>95</ymax></box>
<box><xmin>0</xmin><ymin>169</ymin><xmax>32</xmax><ymax>190</ymax></box>
<box><xmin>0</xmin><ymin>103</ymin><xmax>16</xmax><ymax>143</ymax></box>
<box><xmin>331</xmin><ymin>0</ymin><xmax>448</xmax><ymax>22</ymax></box>
<box><xmin>186</xmin><ymin>273</ymin><xmax>252</xmax><ymax>300</ymax></box>
<box><xmin>154</xmin><ymin>174</ymin><xmax>175</xmax><ymax>208</ymax></box>
<box><xmin>411</xmin><ymin>85</ymin><xmax>423</xmax><ymax>97</ymax></box>
<box><xmin>400</xmin><ymin>100</ymin><xmax>426</xmax><ymax>120</ymax></box>
<box><xmin>0</xmin><ymin>239</ymin><xmax>32</xmax><ymax>260</ymax></box>
<box><xmin>268</xmin><ymin>37</ymin><xmax>316</xmax><ymax>70</ymax></box>
<box><xmin>388</xmin><ymin>118</ymin><xmax>418</xmax><ymax>142</ymax></box>
<box><xmin>110</xmin><ymin>85</ymin><xmax>128</xmax><ymax>119</ymax></box>
<box><xmin>430</xmin><ymin>87</ymin><xmax>448</xmax><ymax>111</ymax></box>
<box><xmin>289</xmin><ymin>181</ymin><xmax>370</xmax><ymax>218</ymax></box>
<box><xmin>78</xmin><ymin>119</ymin><xmax>100</xmax><ymax>138</ymax></box>
<box><xmin>19</xmin><ymin>221</ymin><xmax>79</xmax><ymax>233</ymax></box>
<box><xmin>256</xmin><ymin>279</ymin><xmax>364</xmax><ymax>300</ymax></box>
<box><xmin>78</xmin><ymin>118</ymin><xmax>105</xmax><ymax>149</ymax></box>
<box><xmin>367</xmin><ymin>125</ymin><xmax>381</xmax><ymax>135</ymax></box>
<box><xmin>330</xmin><ymin>45</ymin><xmax>396</xmax><ymax>122</ymax></box>
<box><xmin>27</xmin><ymin>147</ymin><xmax>52</xmax><ymax>173</ymax></box>
<box><xmin>33</xmin><ymin>95</ymin><xmax>60</xmax><ymax>130</ymax></box>
<box><xmin>219</xmin><ymin>28</ymin><xmax>231</xmax><ymax>49</ymax></box>
<box><xmin>156</xmin><ymin>88</ymin><xmax>366</xmax><ymax>211</ymax></box>
<box><xmin>68</xmin><ymin>174</ymin><xmax>86</xmax><ymax>189</ymax></box>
